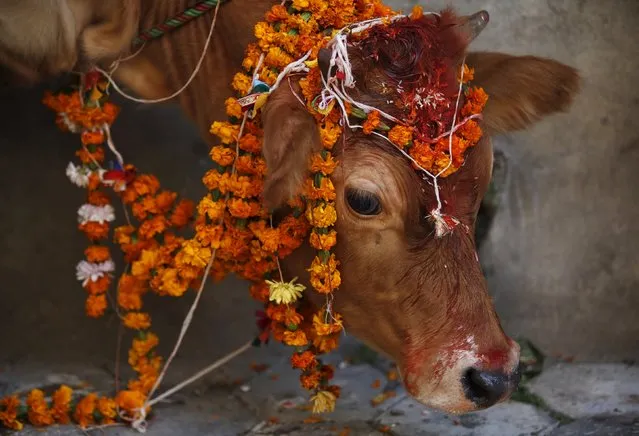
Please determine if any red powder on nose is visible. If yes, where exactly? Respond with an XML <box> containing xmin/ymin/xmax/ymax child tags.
<box><xmin>480</xmin><ymin>349</ymin><xmax>510</xmax><ymax>369</ymax></box>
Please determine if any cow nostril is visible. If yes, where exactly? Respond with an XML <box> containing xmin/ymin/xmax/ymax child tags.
<box><xmin>461</xmin><ymin>368</ymin><xmax>511</xmax><ymax>408</ymax></box>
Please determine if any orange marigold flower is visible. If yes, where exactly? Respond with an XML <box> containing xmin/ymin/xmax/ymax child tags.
<box><xmin>306</xmin><ymin>202</ymin><xmax>337</xmax><ymax>228</ymax></box>
<box><xmin>318</xmin><ymin>119</ymin><xmax>342</xmax><ymax>149</ymax></box>
<box><xmin>458</xmin><ymin>119</ymin><xmax>483</xmax><ymax>143</ymax></box>
<box><xmin>27</xmin><ymin>389</ymin><xmax>53</xmax><ymax>426</ymax></box>
<box><xmin>171</xmin><ymin>199</ymin><xmax>195</xmax><ymax>228</ymax></box>
<box><xmin>80</xmin><ymin>130</ymin><xmax>105</xmax><ymax>145</ymax></box>
<box><xmin>462</xmin><ymin>86</ymin><xmax>489</xmax><ymax>117</ymax></box>
<box><xmin>459</xmin><ymin>64</ymin><xmax>475</xmax><ymax>84</ymax></box>
<box><xmin>313</xmin><ymin>333</ymin><xmax>339</xmax><ymax>353</ymax></box>
<box><xmin>362</xmin><ymin>110</ymin><xmax>381</xmax><ymax>134</ymax></box>
<box><xmin>229</xmin><ymin>174</ymin><xmax>263</xmax><ymax>199</ymax></box>
<box><xmin>132</xmin><ymin>333</ymin><xmax>159</xmax><ymax>359</ymax></box>
<box><xmin>197</xmin><ymin>194</ymin><xmax>226</xmax><ymax>221</ymax></box>
<box><xmin>210</xmin><ymin>145</ymin><xmax>236</xmax><ymax>166</ymax></box>
<box><xmin>300</xmin><ymin>68</ymin><xmax>321</xmax><ymax>103</ymax></box>
<box><xmin>123</xmin><ymin>312</ymin><xmax>152</xmax><ymax>330</ymax></box>
<box><xmin>228</xmin><ymin>198</ymin><xmax>260</xmax><ymax>219</ymax></box>
<box><xmin>73</xmin><ymin>394</ymin><xmax>97</xmax><ymax>428</ymax></box>
<box><xmin>224</xmin><ymin>97</ymin><xmax>243</xmax><ymax>119</ymax></box>
<box><xmin>249</xmin><ymin>282</ymin><xmax>270</xmax><ymax>303</ymax></box>
<box><xmin>85</xmin><ymin>294</ymin><xmax>108</xmax><ymax>318</ymax></box>
<box><xmin>87</xmin><ymin>190</ymin><xmax>110</xmax><ymax>206</ymax></box>
<box><xmin>238</xmin><ymin>133</ymin><xmax>262</xmax><ymax>153</ymax></box>
<box><xmin>211</xmin><ymin>121</ymin><xmax>241</xmax><ymax>145</ymax></box>
<box><xmin>85</xmin><ymin>245</ymin><xmax>110</xmax><ymax>263</ymax></box>
<box><xmin>132</xmin><ymin>174</ymin><xmax>160</xmax><ymax>197</ymax></box>
<box><xmin>313</xmin><ymin>311</ymin><xmax>344</xmax><ymax>336</ymax></box>
<box><xmin>131</xmin><ymin>248</ymin><xmax>162</xmax><ymax>281</ymax></box>
<box><xmin>309</xmin><ymin>230</ymin><xmax>337</xmax><ymax>250</ymax></box>
<box><xmin>202</xmin><ymin>170</ymin><xmax>231</xmax><ymax>193</ymax></box>
<box><xmin>51</xmin><ymin>385</ymin><xmax>72</xmax><ymax>424</ymax></box>
<box><xmin>97</xmin><ymin>397</ymin><xmax>117</xmax><ymax>424</ymax></box>
<box><xmin>265</xmin><ymin>4</ymin><xmax>288</xmax><ymax>21</ymax></box>
<box><xmin>115</xmin><ymin>390</ymin><xmax>147</xmax><ymax>419</ymax></box>
<box><xmin>388</xmin><ymin>125</ymin><xmax>413</xmax><ymax>148</ymax></box>
<box><xmin>305</xmin><ymin>177</ymin><xmax>336</xmax><ymax>201</ymax></box>
<box><xmin>0</xmin><ymin>395</ymin><xmax>23</xmax><ymax>430</ymax></box>
<box><xmin>308</xmin><ymin>254</ymin><xmax>341</xmax><ymax>294</ymax></box>
<box><xmin>76</xmin><ymin>146</ymin><xmax>105</xmax><ymax>165</ymax></box>
<box><xmin>300</xmin><ymin>370</ymin><xmax>321</xmax><ymax>391</ymax></box>
<box><xmin>138</xmin><ymin>215</ymin><xmax>167</xmax><ymax>240</ymax></box>
<box><xmin>195</xmin><ymin>223</ymin><xmax>224</xmax><ymax>249</ymax></box>
<box><xmin>410</xmin><ymin>5</ymin><xmax>424</xmax><ymax>20</ymax></box>
<box><xmin>309</xmin><ymin>153</ymin><xmax>338</xmax><ymax>175</ymax></box>
<box><xmin>114</xmin><ymin>225</ymin><xmax>135</xmax><ymax>245</ymax></box>
<box><xmin>291</xmin><ymin>351</ymin><xmax>317</xmax><ymax>370</ymax></box>
<box><xmin>155</xmin><ymin>191</ymin><xmax>177</xmax><ymax>214</ymax></box>
<box><xmin>84</xmin><ymin>275</ymin><xmax>111</xmax><ymax>295</ymax></box>
<box><xmin>409</xmin><ymin>141</ymin><xmax>435</xmax><ymax>171</ymax></box>
<box><xmin>283</xmin><ymin>329</ymin><xmax>309</xmax><ymax>347</ymax></box>
<box><xmin>79</xmin><ymin>221</ymin><xmax>109</xmax><ymax>241</ymax></box>
<box><xmin>176</xmin><ymin>240</ymin><xmax>212</xmax><ymax>269</ymax></box>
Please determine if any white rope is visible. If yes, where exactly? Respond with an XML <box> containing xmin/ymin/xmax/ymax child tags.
<box><xmin>96</xmin><ymin>0</ymin><xmax>222</xmax><ymax>104</ymax></box>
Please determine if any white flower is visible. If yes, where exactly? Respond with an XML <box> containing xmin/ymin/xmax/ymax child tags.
<box><xmin>76</xmin><ymin>260</ymin><xmax>115</xmax><ymax>286</ymax></box>
<box><xmin>77</xmin><ymin>204</ymin><xmax>115</xmax><ymax>225</ymax></box>
<box><xmin>66</xmin><ymin>163</ymin><xmax>90</xmax><ymax>188</ymax></box>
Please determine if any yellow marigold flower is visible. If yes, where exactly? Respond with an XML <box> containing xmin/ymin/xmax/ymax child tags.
<box><xmin>97</xmin><ymin>397</ymin><xmax>117</xmax><ymax>424</ymax></box>
<box><xmin>131</xmin><ymin>248</ymin><xmax>162</xmax><ymax>281</ymax></box>
<box><xmin>0</xmin><ymin>395</ymin><xmax>23</xmax><ymax>430</ymax></box>
<box><xmin>51</xmin><ymin>385</ymin><xmax>73</xmax><ymax>424</ymax></box>
<box><xmin>283</xmin><ymin>329</ymin><xmax>309</xmax><ymax>346</ymax></box>
<box><xmin>27</xmin><ymin>389</ymin><xmax>53</xmax><ymax>426</ymax></box>
<box><xmin>306</xmin><ymin>203</ymin><xmax>337</xmax><ymax>228</ymax></box>
<box><xmin>123</xmin><ymin>312</ymin><xmax>152</xmax><ymax>330</ymax></box>
<box><xmin>231</xmin><ymin>72</ymin><xmax>252</xmax><ymax>95</ymax></box>
<box><xmin>177</xmin><ymin>240</ymin><xmax>212</xmax><ymax>269</ymax></box>
<box><xmin>265</xmin><ymin>47</ymin><xmax>294</xmax><ymax>69</ymax></box>
<box><xmin>292</xmin><ymin>0</ymin><xmax>310</xmax><ymax>9</ymax></box>
<box><xmin>210</xmin><ymin>121</ymin><xmax>240</xmax><ymax>145</ymax></box>
<box><xmin>209</xmin><ymin>145</ymin><xmax>236</xmax><ymax>166</ymax></box>
<box><xmin>73</xmin><ymin>393</ymin><xmax>97</xmax><ymax>428</ymax></box>
<box><xmin>266</xmin><ymin>278</ymin><xmax>305</xmax><ymax>304</ymax></box>
<box><xmin>224</xmin><ymin>97</ymin><xmax>243</xmax><ymax>118</ymax></box>
<box><xmin>311</xmin><ymin>390</ymin><xmax>336</xmax><ymax>414</ymax></box>
<box><xmin>157</xmin><ymin>268</ymin><xmax>189</xmax><ymax>297</ymax></box>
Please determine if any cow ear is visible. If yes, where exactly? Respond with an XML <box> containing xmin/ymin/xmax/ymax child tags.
<box><xmin>465</xmin><ymin>51</ymin><xmax>580</xmax><ymax>134</ymax></box>
<box><xmin>261</xmin><ymin>79</ymin><xmax>321</xmax><ymax>209</ymax></box>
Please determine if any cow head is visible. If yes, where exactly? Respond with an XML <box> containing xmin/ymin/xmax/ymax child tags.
<box><xmin>260</xmin><ymin>10</ymin><xmax>579</xmax><ymax>413</ymax></box>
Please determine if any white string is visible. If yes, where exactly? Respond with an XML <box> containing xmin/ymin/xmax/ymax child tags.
<box><xmin>96</xmin><ymin>0</ymin><xmax>222</xmax><ymax>104</ymax></box>
<box><xmin>130</xmin><ymin>52</ymin><xmax>267</xmax><ymax>433</ymax></box>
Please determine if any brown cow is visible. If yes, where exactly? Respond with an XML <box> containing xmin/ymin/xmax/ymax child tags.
<box><xmin>0</xmin><ymin>0</ymin><xmax>579</xmax><ymax>414</ymax></box>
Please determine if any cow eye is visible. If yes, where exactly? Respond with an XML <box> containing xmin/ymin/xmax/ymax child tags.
<box><xmin>346</xmin><ymin>188</ymin><xmax>382</xmax><ymax>216</ymax></box>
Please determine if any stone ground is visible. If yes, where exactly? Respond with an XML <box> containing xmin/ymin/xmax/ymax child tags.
<box><xmin>1</xmin><ymin>0</ymin><xmax>638</xmax><ymax>435</ymax></box>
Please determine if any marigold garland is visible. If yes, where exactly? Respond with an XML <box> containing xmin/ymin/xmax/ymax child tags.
<box><xmin>0</xmin><ymin>0</ymin><xmax>490</xmax><ymax>430</ymax></box>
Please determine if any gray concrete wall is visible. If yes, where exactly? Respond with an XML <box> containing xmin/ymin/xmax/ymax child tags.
<box><xmin>0</xmin><ymin>0</ymin><xmax>637</xmax><ymax>377</ymax></box>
